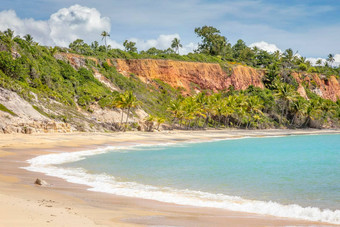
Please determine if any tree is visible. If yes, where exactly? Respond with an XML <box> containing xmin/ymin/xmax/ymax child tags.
<box><xmin>4</xmin><ymin>28</ymin><xmax>14</xmax><ymax>40</ymax></box>
<box><xmin>113</xmin><ymin>91</ymin><xmax>139</xmax><ymax>131</ymax></box>
<box><xmin>91</xmin><ymin>41</ymin><xmax>99</xmax><ymax>51</ymax></box>
<box><xmin>123</xmin><ymin>40</ymin><xmax>137</xmax><ymax>53</ymax></box>
<box><xmin>282</xmin><ymin>48</ymin><xmax>295</xmax><ymax>68</ymax></box>
<box><xmin>274</xmin><ymin>82</ymin><xmax>299</xmax><ymax>124</ymax></box>
<box><xmin>69</xmin><ymin>39</ymin><xmax>92</xmax><ymax>54</ymax></box>
<box><xmin>101</xmin><ymin>31</ymin><xmax>110</xmax><ymax>51</ymax></box>
<box><xmin>327</xmin><ymin>54</ymin><xmax>334</xmax><ymax>67</ymax></box>
<box><xmin>23</xmin><ymin>34</ymin><xmax>33</xmax><ymax>45</ymax></box>
<box><xmin>232</xmin><ymin>39</ymin><xmax>247</xmax><ymax>59</ymax></box>
<box><xmin>194</xmin><ymin>25</ymin><xmax>231</xmax><ymax>58</ymax></box>
<box><xmin>171</xmin><ymin>38</ymin><xmax>182</xmax><ymax>54</ymax></box>
<box><xmin>316</xmin><ymin>59</ymin><xmax>322</xmax><ymax>66</ymax></box>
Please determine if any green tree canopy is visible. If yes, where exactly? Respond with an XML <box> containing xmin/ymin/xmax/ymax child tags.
<box><xmin>123</xmin><ymin>40</ymin><xmax>137</xmax><ymax>53</ymax></box>
<box><xmin>194</xmin><ymin>26</ymin><xmax>232</xmax><ymax>58</ymax></box>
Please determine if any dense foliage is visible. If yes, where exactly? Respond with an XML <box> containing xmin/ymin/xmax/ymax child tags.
<box><xmin>0</xmin><ymin>28</ymin><xmax>339</xmax><ymax>131</ymax></box>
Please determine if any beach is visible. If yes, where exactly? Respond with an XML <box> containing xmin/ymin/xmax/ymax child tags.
<box><xmin>0</xmin><ymin>129</ymin><xmax>339</xmax><ymax>226</ymax></box>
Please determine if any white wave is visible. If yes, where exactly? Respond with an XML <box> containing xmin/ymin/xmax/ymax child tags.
<box><xmin>22</xmin><ymin>142</ymin><xmax>340</xmax><ymax>225</ymax></box>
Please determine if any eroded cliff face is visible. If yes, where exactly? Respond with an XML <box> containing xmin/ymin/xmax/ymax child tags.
<box><xmin>292</xmin><ymin>72</ymin><xmax>340</xmax><ymax>101</ymax></box>
<box><xmin>114</xmin><ymin>59</ymin><xmax>264</xmax><ymax>94</ymax></box>
<box><xmin>56</xmin><ymin>53</ymin><xmax>339</xmax><ymax>101</ymax></box>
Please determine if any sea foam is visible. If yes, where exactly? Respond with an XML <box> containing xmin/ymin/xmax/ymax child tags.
<box><xmin>22</xmin><ymin>143</ymin><xmax>340</xmax><ymax>225</ymax></box>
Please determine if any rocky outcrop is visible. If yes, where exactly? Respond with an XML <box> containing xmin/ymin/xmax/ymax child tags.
<box><xmin>292</xmin><ymin>73</ymin><xmax>340</xmax><ymax>101</ymax></box>
<box><xmin>54</xmin><ymin>53</ymin><xmax>86</xmax><ymax>69</ymax></box>
<box><xmin>0</xmin><ymin>88</ymin><xmax>73</xmax><ymax>134</ymax></box>
<box><xmin>114</xmin><ymin>59</ymin><xmax>264</xmax><ymax>94</ymax></box>
<box><xmin>92</xmin><ymin>69</ymin><xmax>119</xmax><ymax>92</ymax></box>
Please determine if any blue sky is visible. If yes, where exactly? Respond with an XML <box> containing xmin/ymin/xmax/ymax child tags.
<box><xmin>0</xmin><ymin>0</ymin><xmax>339</xmax><ymax>60</ymax></box>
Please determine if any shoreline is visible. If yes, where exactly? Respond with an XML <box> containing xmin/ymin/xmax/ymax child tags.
<box><xmin>1</xmin><ymin>129</ymin><xmax>339</xmax><ymax>226</ymax></box>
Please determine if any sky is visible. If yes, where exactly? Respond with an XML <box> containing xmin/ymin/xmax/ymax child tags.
<box><xmin>0</xmin><ymin>0</ymin><xmax>339</xmax><ymax>64</ymax></box>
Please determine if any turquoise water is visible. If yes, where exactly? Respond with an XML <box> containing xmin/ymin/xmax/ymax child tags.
<box><xmin>65</xmin><ymin>134</ymin><xmax>340</xmax><ymax>211</ymax></box>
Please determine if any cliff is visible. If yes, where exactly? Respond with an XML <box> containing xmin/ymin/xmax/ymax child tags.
<box><xmin>114</xmin><ymin>59</ymin><xmax>264</xmax><ymax>94</ymax></box>
<box><xmin>114</xmin><ymin>58</ymin><xmax>339</xmax><ymax>101</ymax></box>
<box><xmin>57</xmin><ymin>53</ymin><xmax>339</xmax><ymax>101</ymax></box>
<box><xmin>292</xmin><ymin>72</ymin><xmax>340</xmax><ymax>101</ymax></box>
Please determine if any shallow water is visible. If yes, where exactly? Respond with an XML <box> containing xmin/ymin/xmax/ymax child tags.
<box><xmin>25</xmin><ymin>134</ymin><xmax>340</xmax><ymax>224</ymax></box>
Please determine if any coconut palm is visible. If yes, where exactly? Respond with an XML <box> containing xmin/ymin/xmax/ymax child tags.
<box><xmin>316</xmin><ymin>59</ymin><xmax>322</xmax><ymax>67</ymax></box>
<box><xmin>114</xmin><ymin>91</ymin><xmax>139</xmax><ymax>131</ymax></box>
<box><xmin>171</xmin><ymin>38</ymin><xmax>182</xmax><ymax>54</ymax></box>
<box><xmin>167</xmin><ymin>97</ymin><xmax>184</xmax><ymax>128</ymax></box>
<box><xmin>303</xmin><ymin>99</ymin><xmax>322</xmax><ymax>127</ymax></box>
<box><xmin>246</xmin><ymin>96</ymin><xmax>264</xmax><ymax>128</ymax></box>
<box><xmin>24</xmin><ymin>34</ymin><xmax>33</xmax><ymax>45</ymax></box>
<box><xmin>155</xmin><ymin>116</ymin><xmax>166</xmax><ymax>130</ymax></box>
<box><xmin>101</xmin><ymin>31</ymin><xmax>110</xmax><ymax>51</ymax></box>
<box><xmin>327</xmin><ymin>54</ymin><xmax>334</xmax><ymax>67</ymax></box>
<box><xmin>4</xmin><ymin>28</ymin><xmax>14</xmax><ymax>40</ymax></box>
<box><xmin>274</xmin><ymin>82</ymin><xmax>299</xmax><ymax>124</ymax></box>
<box><xmin>290</xmin><ymin>97</ymin><xmax>308</xmax><ymax>126</ymax></box>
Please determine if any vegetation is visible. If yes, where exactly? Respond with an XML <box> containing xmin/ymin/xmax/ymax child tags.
<box><xmin>0</xmin><ymin>27</ymin><xmax>339</xmax><ymax>132</ymax></box>
<box><xmin>0</xmin><ymin>103</ymin><xmax>17</xmax><ymax>116</ymax></box>
<box><xmin>171</xmin><ymin>38</ymin><xmax>182</xmax><ymax>54</ymax></box>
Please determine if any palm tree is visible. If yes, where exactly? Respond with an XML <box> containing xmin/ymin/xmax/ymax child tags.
<box><xmin>4</xmin><ymin>28</ymin><xmax>14</xmax><ymax>40</ymax></box>
<box><xmin>316</xmin><ymin>59</ymin><xmax>322</xmax><ymax>67</ymax></box>
<box><xmin>101</xmin><ymin>31</ymin><xmax>110</xmax><ymax>51</ymax></box>
<box><xmin>274</xmin><ymin>82</ymin><xmax>299</xmax><ymax>124</ymax></box>
<box><xmin>155</xmin><ymin>116</ymin><xmax>166</xmax><ymax>130</ymax></box>
<box><xmin>290</xmin><ymin>97</ymin><xmax>308</xmax><ymax>126</ymax></box>
<box><xmin>303</xmin><ymin>99</ymin><xmax>322</xmax><ymax>127</ymax></box>
<box><xmin>168</xmin><ymin>97</ymin><xmax>184</xmax><ymax>128</ymax></box>
<box><xmin>327</xmin><ymin>54</ymin><xmax>334</xmax><ymax>67</ymax></box>
<box><xmin>24</xmin><ymin>34</ymin><xmax>33</xmax><ymax>45</ymax></box>
<box><xmin>246</xmin><ymin>96</ymin><xmax>264</xmax><ymax>128</ymax></box>
<box><xmin>171</xmin><ymin>38</ymin><xmax>182</xmax><ymax>54</ymax></box>
<box><xmin>113</xmin><ymin>91</ymin><xmax>139</xmax><ymax>131</ymax></box>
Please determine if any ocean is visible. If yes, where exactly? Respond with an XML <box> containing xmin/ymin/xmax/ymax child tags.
<box><xmin>24</xmin><ymin>134</ymin><xmax>340</xmax><ymax>224</ymax></box>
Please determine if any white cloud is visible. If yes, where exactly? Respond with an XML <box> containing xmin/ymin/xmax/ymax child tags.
<box><xmin>48</xmin><ymin>4</ymin><xmax>110</xmax><ymax>47</ymax></box>
<box><xmin>127</xmin><ymin>34</ymin><xmax>196</xmax><ymax>54</ymax></box>
<box><xmin>249</xmin><ymin>41</ymin><xmax>281</xmax><ymax>53</ymax></box>
<box><xmin>0</xmin><ymin>5</ymin><xmax>110</xmax><ymax>47</ymax></box>
<box><xmin>181</xmin><ymin>42</ymin><xmax>197</xmax><ymax>55</ymax></box>
<box><xmin>0</xmin><ymin>6</ymin><xmax>195</xmax><ymax>54</ymax></box>
<box><xmin>334</xmin><ymin>54</ymin><xmax>340</xmax><ymax>66</ymax></box>
<box><xmin>0</xmin><ymin>10</ymin><xmax>52</xmax><ymax>45</ymax></box>
<box><xmin>306</xmin><ymin>54</ymin><xmax>340</xmax><ymax>67</ymax></box>
<box><xmin>129</xmin><ymin>34</ymin><xmax>180</xmax><ymax>51</ymax></box>
<box><xmin>306</xmin><ymin>57</ymin><xmax>327</xmax><ymax>66</ymax></box>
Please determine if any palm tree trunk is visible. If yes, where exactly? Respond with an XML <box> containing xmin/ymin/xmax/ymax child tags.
<box><xmin>124</xmin><ymin>107</ymin><xmax>131</xmax><ymax>132</ymax></box>
<box><xmin>120</xmin><ymin>109</ymin><xmax>124</xmax><ymax>130</ymax></box>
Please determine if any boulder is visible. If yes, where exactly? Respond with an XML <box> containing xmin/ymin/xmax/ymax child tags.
<box><xmin>34</xmin><ymin>178</ymin><xmax>49</xmax><ymax>187</ymax></box>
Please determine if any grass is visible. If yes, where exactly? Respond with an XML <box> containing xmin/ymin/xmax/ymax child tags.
<box><xmin>0</xmin><ymin>103</ymin><xmax>17</xmax><ymax>116</ymax></box>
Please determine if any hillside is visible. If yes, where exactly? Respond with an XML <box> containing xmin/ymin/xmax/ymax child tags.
<box><xmin>0</xmin><ymin>32</ymin><xmax>339</xmax><ymax>133</ymax></box>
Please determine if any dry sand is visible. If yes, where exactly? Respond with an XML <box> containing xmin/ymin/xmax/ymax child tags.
<box><xmin>0</xmin><ymin>129</ymin><xmax>339</xmax><ymax>226</ymax></box>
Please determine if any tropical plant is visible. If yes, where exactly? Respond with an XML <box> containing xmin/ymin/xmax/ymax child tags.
<box><xmin>327</xmin><ymin>54</ymin><xmax>335</xmax><ymax>67</ymax></box>
<box><xmin>171</xmin><ymin>38</ymin><xmax>182</xmax><ymax>54</ymax></box>
<box><xmin>113</xmin><ymin>91</ymin><xmax>140</xmax><ymax>131</ymax></box>
<box><xmin>194</xmin><ymin>26</ymin><xmax>232</xmax><ymax>58</ymax></box>
<box><xmin>123</xmin><ymin>40</ymin><xmax>137</xmax><ymax>53</ymax></box>
<box><xmin>274</xmin><ymin>82</ymin><xmax>299</xmax><ymax>124</ymax></box>
<box><xmin>101</xmin><ymin>31</ymin><xmax>110</xmax><ymax>51</ymax></box>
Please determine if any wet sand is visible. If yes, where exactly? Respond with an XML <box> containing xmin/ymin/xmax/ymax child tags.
<box><xmin>0</xmin><ymin>129</ymin><xmax>339</xmax><ymax>226</ymax></box>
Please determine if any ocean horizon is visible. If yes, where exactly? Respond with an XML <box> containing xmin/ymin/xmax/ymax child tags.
<box><xmin>24</xmin><ymin>134</ymin><xmax>340</xmax><ymax>224</ymax></box>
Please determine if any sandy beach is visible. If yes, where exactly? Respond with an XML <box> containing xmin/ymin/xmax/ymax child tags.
<box><xmin>0</xmin><ymin>129</ymin><xmax>339</xmax><ymax>226</ymax></box>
